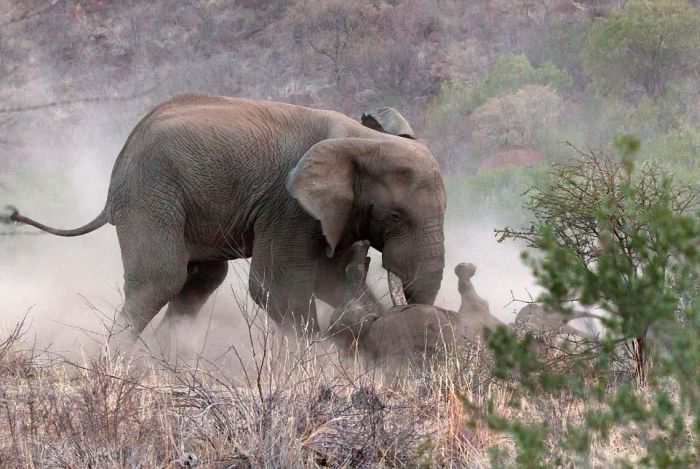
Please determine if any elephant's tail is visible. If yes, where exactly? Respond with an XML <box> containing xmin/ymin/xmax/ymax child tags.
<box><xmin>5</xmin><ymin>205</ymin><xmax>108</xmax><ymax>237</ymax></box>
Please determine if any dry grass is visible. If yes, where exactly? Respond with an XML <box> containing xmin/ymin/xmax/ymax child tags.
<box><xmin>0</xmin><ymin>311</ymin><xmax>653</xmax><ymax>468</ymax></box>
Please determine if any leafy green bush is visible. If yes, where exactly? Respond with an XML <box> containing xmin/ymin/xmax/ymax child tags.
<box><xmin>482</xmin><ymin>137</ymin><xmax>700</xmax><ymax>465</ymax></box>
<box><xmin>427</xmin><ymin>55</ymin><xmax>570</xmax><ymax>171</ymax></box>
<box><xmin>482</xmin><ymin>54</ymin><xmax>571</xmax><ymax>97</ymax></box>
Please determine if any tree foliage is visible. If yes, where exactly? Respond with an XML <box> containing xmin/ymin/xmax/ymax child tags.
<box><xmin>585</xmin><ymin>0</ymin><xmax>700</xmax><ymax>101</ymax></box>
<box><xmin>469</xmin><ymin>85</ymin><xmax>562</xmax><ymax>156</ymax></box>
<box><xmin>529</xmin><ymin>20</ymin><xmax>591</xmax><ymax>90</ymax></box>
<box><xmin>284</xmin><ymin>0</ymin><xmax>378</xmax><ymax>89</ymax></box>
<box><xmin>498</xmin><ymin>138</ymin><xmax>699</xmax><ymax>346</ymax></box>
<box><xmin>426</xmin><ymin>56</ymin><xmax>570</xmax><ymax>171</ymax></box>
<box><xmin>481</xmin><ymin>54</ymin><xmax>571</xmax><ymax>97</ymax></box>
<box><xmin>488</xmin><ymin>137</ymin><xmax>700</xmax><ymax>465</ymax></box>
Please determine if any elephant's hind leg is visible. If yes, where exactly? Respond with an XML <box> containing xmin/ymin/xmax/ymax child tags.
<box><xmin>112</xmin><ymin>222</ymin><xmax>189</xmax><ymax>346</ymax></box>
<box><xmin>155</xmin><ymin>260</ymin><xmax>229</xmax><ymax>337</ymax></box>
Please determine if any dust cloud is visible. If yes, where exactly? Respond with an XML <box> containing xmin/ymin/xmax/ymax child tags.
<box><xmin>0</xmin><ymin>101</ymin><xmax>535</xmax><ymax>366</ymax></box>
<box><xmin>1</xmin><ymin>144</ymin><xmax>535</xmax><ymax>363</ymax></box>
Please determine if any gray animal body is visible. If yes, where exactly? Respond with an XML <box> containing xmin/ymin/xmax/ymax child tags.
<box><xmin>10</xmin><ymin>95</ymin><xmax>446</xmax><ymax>341</ymax></box>
<box><xmin>328</xmin><ymin>241</ymin><xmax>503</xmax><ymax>367</ymax></box>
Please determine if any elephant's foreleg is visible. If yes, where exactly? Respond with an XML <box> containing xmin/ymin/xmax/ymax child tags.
<box><xmin>249</xmin><ymin>262</ymin><xmax>320</xmax><ymax>334</ymax></box>
<box><xmin>248</xmin><ymin>220</ymin><xmax>322</xmax><ymax>334</ymax></box>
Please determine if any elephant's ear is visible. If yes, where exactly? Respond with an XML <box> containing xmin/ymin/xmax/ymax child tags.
<box><xmin>287</xmin><ymin>139</ymin><xmax>380</xmax><ymax>257</ymax></box>
<box><xmin>361</xmin><ymin>107</ymin><xmax>415</xmax><ymax>139</ymax></box>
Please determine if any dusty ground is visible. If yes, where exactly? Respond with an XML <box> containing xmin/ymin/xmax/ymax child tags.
<box><xmin>0</xmin><ymin>310</ymin><xmax>648</xmax><ymax>468</ymax></box>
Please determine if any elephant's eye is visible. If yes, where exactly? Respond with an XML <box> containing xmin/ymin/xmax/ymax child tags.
<box><xmin>387</xmin><ymin>211</ymin><xmax>401</xmax><ymax>223</ymax></box>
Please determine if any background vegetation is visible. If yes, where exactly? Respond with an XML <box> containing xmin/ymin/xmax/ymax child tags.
<box><xmin>0</xmin><ymin>1</ymin><xmax>699</xmax><ymax>219</ymax></box>
<box><xmin>1</xmin><ymin>0</ymin><xmax>699</xmax><ymax>466</ymax></box>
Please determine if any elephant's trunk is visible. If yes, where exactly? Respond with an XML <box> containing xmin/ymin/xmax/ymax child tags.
<box><xmin>403</xmin><ymin>268</ymin><xmax>444</xmax><ymax>305</ymax></box>
<box><xmin>403</xmin><ymin>227</ymin><xmax>445</xmax><ymax>305</ymax></box>
<box><xmin>383</xmin><ymin>217</ymin><xmax>444</xmax><ymax>306</ymax></box>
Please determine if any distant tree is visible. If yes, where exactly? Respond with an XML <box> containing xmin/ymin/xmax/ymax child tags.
<box><xmin>497</xmin><ymin>137</ymin><xmax>700</xmax><ymax>381</ymax></box>
<box><xmin>425</xmin><ymin>56</ymin><xmax>569</xmax><ymax>171</ymax></box>
<box><xmin>529</xmin><ymin>20</ymin><xmax>591</xmax><ymax>90</ymax></box>
<box><xmin>361</xmin><ymin>38</ymin><xmax>437</xmax><ymax>96</ymax></box>
<box><xmin>469</xmin><ymin>85</ymin><xmax>563</xmax><ymax>157</ymax></box>
<box><xmin>481</xmin><ymin>54</ymin><xmax>572</xmax><ymax>97</ymax></box>
<box><xmin>481</xmin><ymin>54</ymin><xmax>539</xmax><ymax>97</ymax></box>
<box><xmin>284</xmin><ymin>0</ymin><xmax>378</xmax><ymax>89</ymax></box>
<box><xmin>357</xmin><ymin>1</ymin><xmax>444</xmax><ymax>97</ymax></box>
<box><xmin>584</xmin><ymin>0</ymin><xmax>700</xmax><ymax>101</ymax></box>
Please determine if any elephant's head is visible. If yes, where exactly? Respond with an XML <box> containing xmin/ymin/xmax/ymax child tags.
<box><xmin>287</xmin><ymin>137</ymin><xmax>446</xmax><ymax>305</ymax></box>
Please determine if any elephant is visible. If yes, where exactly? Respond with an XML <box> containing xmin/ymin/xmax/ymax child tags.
<box><xmin>8</xmin><ymin>94</ymin><xmax>446</xmax><ymax>342</ymax></box>
<box><xmin>506</xmin><ymin>302</ymin><xmax>604</xmax><ymax>359</ymax></box>
<box><xmin>327</xmin><ymin>241</ymin><xmax>503</xmax><ymax>367</ymax></box>
<box><xmin>360</xmin><ymin>107</ymin><xmax>415</xmax><ymax>139</ymax></box>
<box><xmin>512</xmin><ymin>303</ymin><xmax>598</xmax><ymax>339</ymax></box>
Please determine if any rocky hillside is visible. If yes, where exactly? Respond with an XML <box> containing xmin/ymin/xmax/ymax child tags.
<box><xmin>2</xmin><ymin>0</ymin><xmax>697</xmax><ymax>177</ymax></box>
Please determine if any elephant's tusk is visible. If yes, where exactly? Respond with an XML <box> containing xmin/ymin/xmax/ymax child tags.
<box><xmin>387</xmin><ymin>271</ymin><xmax>407</xmax><ymax>306</ymax></box>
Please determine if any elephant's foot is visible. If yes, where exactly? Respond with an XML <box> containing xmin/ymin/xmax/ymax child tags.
<box><xmin>105</xmin><ymin>317</ymin><xmax>141</xmax><ymax>356</ymax></box>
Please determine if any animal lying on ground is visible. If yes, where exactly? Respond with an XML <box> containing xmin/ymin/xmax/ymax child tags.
<box><xmin>512</xmin><ymin>303</ymin><xmax>599</xmax><ymax>339</ymax></box>
<box><xmin>327</xmin><ymin>241</ymin><xmax>504</xmax><ymax>367</ymax></box>
<box><xmin>6</xmin><ymin>96</ymin><xmax>446</xmax><ymax>344</ymax></box>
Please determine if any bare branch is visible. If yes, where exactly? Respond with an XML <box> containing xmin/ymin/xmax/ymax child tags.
<box><xmin>0</xmin><ymin>88</ymin><xmax>156</xmax><ymax>114</ymax></box>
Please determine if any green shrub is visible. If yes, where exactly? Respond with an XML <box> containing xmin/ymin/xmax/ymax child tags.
<box><xmin>483</xmin><ymin>137</ymin><xmax>700</xmax><ymax>465</ymax></box>
<box><xmin>645</xmin><ymin>128</ymin><xmax>700</xmax><ymax>181</ymax></box>
<box><xmin>585</xmin><ymin>0</ymin><xmax>700</xmax><ymax>101</ymax></box>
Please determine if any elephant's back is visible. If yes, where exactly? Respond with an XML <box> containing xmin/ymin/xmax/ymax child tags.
<box><xmin>106</xmin><ymin>94</ymin><xmax>332</xmax><ymax>226</ymax></box>
<box><xmin>110</xmin><ymin>94</ymin><xmax>329</xmax><ymax>176</ymax></box>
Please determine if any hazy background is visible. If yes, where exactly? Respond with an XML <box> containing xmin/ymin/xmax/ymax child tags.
<box><xmin>2</xmin><ymin>0</ymin><xmax>697</xmax><ymax>357</ymax></box>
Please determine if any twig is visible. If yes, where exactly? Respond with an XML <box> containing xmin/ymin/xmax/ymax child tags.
<box><xmin>0</xmin><ymin>88</ymin><xmax>156</xmax><ymax>114</ymax></box>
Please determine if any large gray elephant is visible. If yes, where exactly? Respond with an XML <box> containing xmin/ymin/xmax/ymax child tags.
<box><xmin>8</xmin><ymin>94</ymin><xmax>446</xmax><ymax>340</ymax></box>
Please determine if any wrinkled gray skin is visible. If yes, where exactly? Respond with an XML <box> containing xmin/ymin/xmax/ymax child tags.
<box><xmin>9</xmin><ymin>95</ymin><xmax>446</xmax><ymax>341</ymax></box>
<box><xmin>513</xmin><ymin>303</ymin><xmax>596</xmax><ymax>338</ymax></box>
<box><xmin>328</xmin><ymin>241</ymin><xmax>502</xmax><ymax>367</ymax></box>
